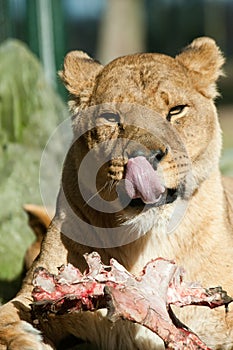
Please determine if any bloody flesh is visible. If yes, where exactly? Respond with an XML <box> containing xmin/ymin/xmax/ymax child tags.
<box><xmin>31</xmin><ymin>252</ymin><xmax>232</xmax><ymax>349</ymax></box>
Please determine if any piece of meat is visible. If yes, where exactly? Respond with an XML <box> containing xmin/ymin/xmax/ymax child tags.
<box><xmin>31</xmin><ymin>252</ymin><xmax>232</xmax><ymax>349</ymax></box>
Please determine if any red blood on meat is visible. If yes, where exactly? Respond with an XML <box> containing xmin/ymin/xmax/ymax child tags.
<box><xmin>31</xmin><ymin>252</ymin><xmax>232</xmax><ymax>349</ymax></box>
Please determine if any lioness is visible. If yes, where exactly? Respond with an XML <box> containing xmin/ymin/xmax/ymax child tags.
<box><xmin>1</xmin><ymin>37</ymin><xmax>233</xmax><ymax>349</ymax></box>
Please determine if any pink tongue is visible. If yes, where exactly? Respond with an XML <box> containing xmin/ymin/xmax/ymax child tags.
<box><xmin>125</xmin><ymin>156</ymin><xmax>165</xmax><ymax>204</ymax></box>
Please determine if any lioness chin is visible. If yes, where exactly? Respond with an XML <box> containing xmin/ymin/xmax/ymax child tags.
<box><xmin>0</xmin><ymin>37</ymin><xmax>233</xmax><ymax>350</ymax></box>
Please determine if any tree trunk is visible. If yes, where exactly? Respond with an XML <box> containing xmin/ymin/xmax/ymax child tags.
<box><xmin>97</xmin><ymin>0</ymin><xmax>146</xmax><ymax>64</ymax></box>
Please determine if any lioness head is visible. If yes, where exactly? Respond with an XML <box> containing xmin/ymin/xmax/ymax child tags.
<box><xmin>60</xmin><ymin>37</ymin><xmax>224</xmax><ymax>243</ymax></box>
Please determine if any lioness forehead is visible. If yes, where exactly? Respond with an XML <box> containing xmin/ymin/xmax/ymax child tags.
<box><xmin>92</xmin><ymin>53</ymin><xmax>190</xmax><ymax>105</ymax></box>
<box><xmin>61</xmin><ymin>37</ymin><xmax>224</xmax><ymax>109</ymax></box>
<box><xmin>100</xmin><ymin>53</ymin><xmax>185</xmax><ymax>80</ymax></box>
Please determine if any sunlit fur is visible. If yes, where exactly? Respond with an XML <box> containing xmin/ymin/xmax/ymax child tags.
<box><xmin>1</xmin><ymin>38</ymin><xmax>233</xmax><ymax>350</ymax></box>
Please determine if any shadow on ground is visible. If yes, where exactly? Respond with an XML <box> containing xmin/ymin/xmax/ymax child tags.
<box><xmin>0</xmin><ymin>274</ymin><xmax>23</xmax><ymax>304</ymax></box>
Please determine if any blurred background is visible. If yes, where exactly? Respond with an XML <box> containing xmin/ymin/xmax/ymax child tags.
<box><xmin>0</xmin><ymin>0</ymin><xmax>232</xmax><ymax>303</ymax></box>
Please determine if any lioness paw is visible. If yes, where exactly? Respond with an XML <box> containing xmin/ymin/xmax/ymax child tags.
<box><xmin>0</xmin><ymin>321</ymin><xmax>52</xmax><ymax>350</ymax></box>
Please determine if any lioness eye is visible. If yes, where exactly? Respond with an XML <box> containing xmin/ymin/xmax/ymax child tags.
<box><xmin>100</xmin><ymin>112</ymin><xmax>120</xmax><ymax>124</ymax></box>
<box><xmin>167</xmin><ymin>105</ymin><xmax>187</xmax><ymax>122</ymax></box>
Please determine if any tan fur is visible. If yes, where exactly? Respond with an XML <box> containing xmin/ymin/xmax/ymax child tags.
<box><xmin>23</xmin><ymin>204</ymin><xmax>52</xmax><ymax>270</ymax></box>
<box><xmin>1</xmin><ymin>37</ymin><xmax>233</xmax><ymax>349</ymax></box>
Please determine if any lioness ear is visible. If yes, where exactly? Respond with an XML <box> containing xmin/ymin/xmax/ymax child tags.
<box><xmin>59</xmin><ymin>51</ymin><xmax>103</xmax><ymax>108</ymax></box>
<box><xmin>176</xmin><ymin>37</ymin><xmax>225</xmax><ymax>98</ymax></box>
<box><xmin>23</xmin><ymin>204</ymin><xmax>52</xmax><ymax>239</ymax></box>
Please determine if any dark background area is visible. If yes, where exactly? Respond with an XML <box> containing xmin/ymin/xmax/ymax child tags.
<box><xmin>1</xmin><ymin>0</ymin><xmax>233</xmax><ymax>103</ymax></box>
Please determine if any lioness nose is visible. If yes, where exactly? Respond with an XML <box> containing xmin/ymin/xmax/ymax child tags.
<box><xmin>130</xmin><ymin>148</ymin><xmax>167</xmax><ymax>169</ymax></box>
<box><xmin>148</xmin><ymin>149</ymin><xmax>167</xmax><ymax>169</ymax></box>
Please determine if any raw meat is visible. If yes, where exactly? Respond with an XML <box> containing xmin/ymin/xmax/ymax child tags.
<box><xmin>31</xmin><ymin>252</ymin><xmax>232</xmax><ymax>349</ymax></box>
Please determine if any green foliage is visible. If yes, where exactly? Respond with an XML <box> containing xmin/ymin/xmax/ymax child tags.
<box><xmin>0</xmin><ymin>39</ymin><xmax>65</xmax><ymax>146</ymax></box>
<box><xmin>221</xmin><ymin>149</ymin><xmax>233</xmax><ymax>176</ymax></box>
<box><xmin>0</xmin><ymin>39</ymin><xmax>68</xmax><ymax>303</ymax></box>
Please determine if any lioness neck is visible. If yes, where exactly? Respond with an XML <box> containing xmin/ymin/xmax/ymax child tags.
<box><xmin>104</xmin><ymin>170</ymin><xmax>233</xmax><ymax>288</ymax></box>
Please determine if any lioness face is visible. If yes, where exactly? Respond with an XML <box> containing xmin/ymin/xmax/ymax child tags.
<box><xmin>61</xmin><ymin>37</ymin><xmax>224</xmax><ymax>234</ymax></box>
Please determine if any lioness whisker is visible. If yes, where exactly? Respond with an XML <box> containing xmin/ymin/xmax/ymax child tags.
<box><xmin>108</xmin><ymin>179</ymin><xmax>117</xmax><ymax>194</ymax></box>
<box><xmin>84</xmin><ymin>182</ymin><xmax>109</xmax><ymax>207</ymax></box>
